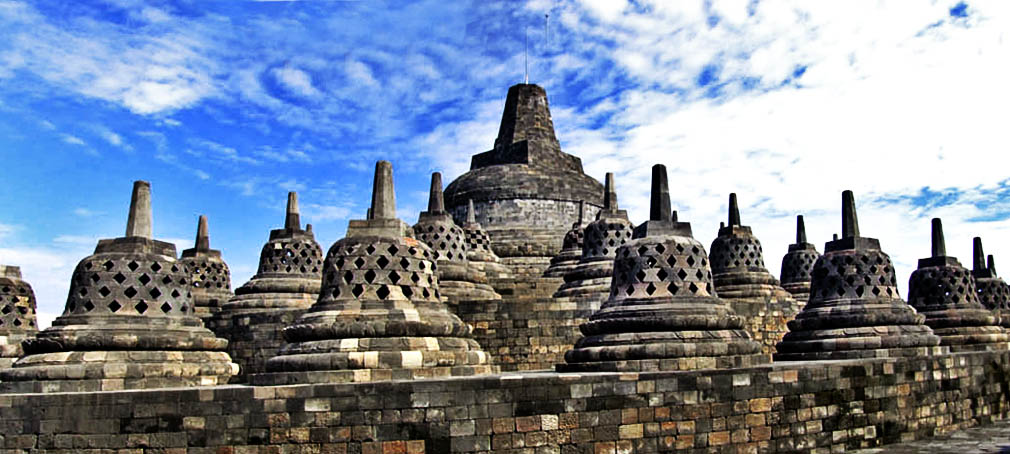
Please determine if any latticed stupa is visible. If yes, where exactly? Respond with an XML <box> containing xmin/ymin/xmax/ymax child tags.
<box><xmin>179</xmin><ymin>215</ymin><xmax>232</xmax><ymax>322</ymax></box>
<box><xmin>413</xmin><ymin>173</ymin><xmax>500</xmax><ymax>304</ymax></box>
<box><xmin>206</xmin><ymin>192</ymin><xmax>323</xmax><ymax>381</ymax></box>
<box><xmin>972</xmin><ymin>238</ymin><xmax>1010</xmax><ymax>328</ymax></box>
<box><xmin>709</xmin><ymin>193</ymin><xmax>800</xmax><ymax>353</ymax></box>
<box><xmin>1</xmin><ymin>181</ymin><xmax>237</xmax><ymax>392</ymax></box>
<box><xmin>444</xmin><ymin>84</ymin><xmax>603</xmax><ymax>275</ymax></box>
<box><xmin>779</xmin><ymin>215</ymin><xmax>820</xmax><ymax>304</ymax></box>
<box><xmin>553</xmin><ymin>173</ymin><xmax>633</xmax><ymax>306</ymax></box>
<box><xmin>775</xmin><ymin>191</ymin><xmax>944</xmax><ymax>360</ymax></box>
<box><xmin>253</xmin><ymin>161</ymin><xmax>495</xmax><ymax>384</ymax></box>
<box><xmin>0</xmin><ymin>265</ymin><xmax>38</xmax><ymax>369</ymax></box>
<box><xmin>543</xmin><ymin>200</ymin><xmax>589</xmax><ymax>278</ymax></box>
<box><xmin>907</xmin><ymin>219</ymin><xmax>1008</xmax><ymax>351</ymax></box>
<box><xmin>560</xmin><ymin>165</ymin><xmax>768</xmax><ymax>372</ymax></box>
<box><xmin>461</xmin><ymin>199</ymin><xmax>511</xmax><ymax>280</ymax></box>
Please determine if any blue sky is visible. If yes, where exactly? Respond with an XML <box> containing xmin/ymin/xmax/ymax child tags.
<box><xmin>2</xmin><ymin>0</ymin><xmax>1009</xmax><ymax>327</ymax></box>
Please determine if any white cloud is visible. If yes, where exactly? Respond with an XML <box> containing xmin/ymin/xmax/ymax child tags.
<box><xmin>72</xmin><ymin>208</ymin><xmax>102</xmax><ymax>218</ymax></box>
<box><xmin>61</xmin><ymin>134</ymin><xmax>86</xmax><ymax>146</ymax></box>
<box><xmin>272</xmin><ymin>65</ymin><xmax>321</xmax><ymax>98</ymax></box>
<box><xmin>304</xmin><ymin>203</ymin><xmax>353</xmax><ymax>222</ymax></box>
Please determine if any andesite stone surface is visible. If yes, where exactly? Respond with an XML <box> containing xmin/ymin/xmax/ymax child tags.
<box><xmin>972</xmin><ymin>237</ymin><xmax>1010</xmax><ymax>328</ymax></box>
<box><xmin>775</xmin><ymin>191</ymin><xmax>944</xmax><ymax>361</ymax></box>
<box><xmin>543</xmin><ymin>200</ymin><xmax>589</xmax><ymax>278</ymax></box>
<box><xmin>413</xmin><ymin>172</ymin><xmax>500</xmax><ymax>305</ymax></box>
<box><xmin>1</xmin><ymin>181</ymin><xmax>237</xmax><ymax>392</ymax></box>
<box><xmin>0</xmin><ymin>265</ymin><xmax>38</xmax><ymax>369</ymax></box>
<box><xmin>205</xmin><ymin>191</ymin><xmax>322</xmax><ymax>382</ymax></box>
<box><xmin>907</xmin><ymin>218</ymin><xmax>1008</xmax><ymax>351</ymax></box>
<box><xmin>560</xmin><ymin>164</ymin><xmax>768</xmax><ymax>372</ymax></box>
<box><xmin>444</xmin><ymin>84</ymin><xmax>603</xmax><ymax>270</ymax></box>
<box><xmin>709</xmin><ymin>193</ymin><xmax>800</xmax><ymax>354</ymax></box>
<box><xmin>779</xmin><ymin>215</ymin><xmax>820</xmax><ymax>304</ymax></box>
<box><xmin>461</xmin><ymin>199</ymin><xmax>512</xmax><ymax>280</ymax></box>
<box><xmin>179</xmin><ymin>215</ymin><xmax>232</xmax><ymax>322</ymax></box>
<box><xmin>253</xmin><ymin>161</ymin><xmax>495</xmax><ymax>384</ymax></box>
<box><xmin>553</xmin><ymin>173</ymin><xmax>633</xmax><ymax>308</ymax></box>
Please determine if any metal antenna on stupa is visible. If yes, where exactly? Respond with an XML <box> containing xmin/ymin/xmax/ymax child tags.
<box><xmin>524</xmin><ymin>26</ymin><xmax>529</xmax><ymax>84</ymax></box>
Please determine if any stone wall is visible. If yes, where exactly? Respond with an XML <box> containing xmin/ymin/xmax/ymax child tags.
<box><xmin>449</xmin><ymin>198</ymin><xmax>601</xmax><ymax>259</ymax></box>
<box><xmin>2</xmin><ymin>350</ymin><xmax>1009</xmax><ymax>453</ymax></box>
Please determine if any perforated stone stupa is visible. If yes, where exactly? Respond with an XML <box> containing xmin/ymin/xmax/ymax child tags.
<box><xmin>553</xmin><ymin>173</ymin><xmax>633</xmax><ymax>306</ymax></box>
<box><xmin>907</xmin><ymin>218</ymin><xmax>1008</xmax><ymax>351</ymax></box>
<box><xmin>1</xmin><ymin>181</ymin><xmax>237</xmax><ymax>392</ymax></box>
<box><xmin>444</xmin><ymin>84</ymin><xmax>603</xmax><ymax>274</ymax></box>
<box><xmin>543</xmin><ymin>200</ymin><xmax>589</xmax><ymax>278</ymax></box>
<box><xmin>560</xmin><ymin>164</ymin><xmax>768</xmax><ymax>372</ymax></box>
<box><xmin>461</xmin><ymin>199</ymin><xmax>511</xmax><ymax>280</ymax></box>
<box><xmin>0</xmin><ymin>265</ymin><xmax>38</xmax><ymax>369</ymax></box>
<box><xmin>709</xmin><ymin>193</ymin><xmax>800</xmax><ymax>354</ymax></box>
<box><xmin>413</xmin><ymin>173</ymin><xmax>500</xmax><ymax>305</ymax></box>
<box><xmin>179</xmin><ymin>215</ymin><xmax>232</xmax><ymax>322</ymax></box>
<box><xmin>775</xmin><ymin>191</ymin><xmax>944</xmax><ymax>361</ymax></box>
<box><xmin>253</xmin><ymin>161</ymin><xmax>494</xmax><ymax>385</ymax></box>
<box><xmin>206</xmin><ymin>192</ymin><xmax>322</xmax><ymax>381</ymax></box>
<box><xmin>779</xmin><ymin>215</ymin><xmax>820</xmax><ymax>304</ymax></box>
<box><xmin>972</xmin><ymin>238</ymin><xmax>1010</xmax><ymax>328</ymax></box>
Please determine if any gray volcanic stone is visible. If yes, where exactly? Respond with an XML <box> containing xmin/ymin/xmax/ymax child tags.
<box><xmin>554</xmin><ymin>173</ymin><xmax>633</xmax><ymax>309</ymax></box>
<box><xmin>444</xmin><ymin>84</ymin><xmax>603</xmax><ymax>267</ymax></box>
<box><xmin>780</xmin><ymin>215</ymin><xmax>820</xmax><ymax>304</ymax></box>
<box><xmin>775</xmin><ymin>191</ymin><xmax>945</xmax><ymax>361</ymax></box>
<box><xmin>462</xmin><ymin>199</ymin><xmax>511</xmax><ymax>280</ymax></box>
<box><xmin>413</xmin><ymin>173</ymin><xmax>500</xmax><ymax>305</ymax></box>
<box><xmin>907</xmin><ymin>219</ymin><xmax>1008</xmax><ymax>351</ymax></box>
<box><xmin>1</xmin><ymin>181</ymin><xmax>237</xmax><ymax>392</ymax></box>
<box><xmin>560</xmin><ymin>164</ymin><xmax>768</xmax><ymax>372</ymax></box>
<box><xmin>179</xmin><ymin>215</ymin><xmax>232</xmax><ymax>323</ymax></box>
<box><xmin>253</xmin><ymin>161</ymin><xmax>495</xmax><ymax>385</ymax></box>
<box><xmin>972</xmin><ymin>238</ymin><xmax>1010</xmax><ymax>328</ymax></box>
<box><xmin>0</xmin><ymin>265</ymin><xmax>39</xmax><ymax>369</ymax></box>
<box><xmin>709</xmin><ymin>193</ymin><xmax>800</xmax><ymax>354</ymax></box>
<box><xmin>543</xmin><ymin>200</ymin><xmax>589</xmax><ymax>278</ymax></box>
<box><xmin>206</xmin><ymin>191</ymin><xmax>322</xmax><ymax>382</ymax></box>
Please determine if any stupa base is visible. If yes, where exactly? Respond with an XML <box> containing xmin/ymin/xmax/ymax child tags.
<box><xmin>557</xmin><ymin>353</ymin><xmax>770</xmax><ymax>373</ymax></box>
<box><xmin>774</xmin><ymin>345</ymin><xmax>949</xmax><ymax>361</ymax></box>
<box><xmin>250</xmin><ymin>364</ymin><xmax>498</xmax><ymax>385</ymax></box>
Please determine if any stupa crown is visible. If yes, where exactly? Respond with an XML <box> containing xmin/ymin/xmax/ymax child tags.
<box><xmin>632</xmin><ymin>165</ymin><xmax>692</xmax><ymax>238</ymax></box>
<box><xmin>346</xmin><ymin>161</ymin><xmax>413</xmax><ymax>239</ymax></box>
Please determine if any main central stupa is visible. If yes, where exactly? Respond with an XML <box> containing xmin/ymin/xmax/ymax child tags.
<box><xmin>444</xmin><ymin>84</ymin><xmax>604</xmax><ymax>272</ymax></box>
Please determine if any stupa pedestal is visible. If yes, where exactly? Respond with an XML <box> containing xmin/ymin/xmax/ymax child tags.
<box><xmin>179</xmin><ymin>215</ymin><xmax>232</xmax><ymax>323</ymax></box>
<box><xmin>0</xmin><ymin>265</ymin><xmax>39</xmax><ymax>369</ymax></box>
<box><xmin>907</xmin><ymin>219</ymin><xmax>1008</xmax><ymax>352</ymax></box>
<box><xmin>554</xmin><ymin>173</ymin><xmax>633</xmax><ymax>307</ymax></box>
<box><xmin>1</xmin><ymin>181</ymin><xmax>237</xmax><ymax>392</ymax></box>
<box><xmin>780</xmin><ymin>215</ymin><xmax>820</xmax><ymax>304</ymax></box>
<box><xmin>413</xmin><ymin>173</ymin><xmax>500</xmax><ymax>305</ymax></box>
<box><xmin>543</xmin><ymin>200</ymin><xmax>588</xmax><ymax>278</ymax></box>
<box><xmin>444</xmin><ymin>84</ymin><xmax>603</xmax><ymax>276</ymax></box>
<box><xmin>971</xmin><ymin>239</ymin><xmax>1010</xmax><ymax>328</ymax></box>
<box><xmin>709</xmin><ymin>194</ymin><xmax>800</xmax><ymax>354</ymax></box>
<box><xmin>560</xmin><ymin>165</ymin><xmax>768</xmax><ymax>372</ymax></box>
<box><xmin>775</xmin><ymin>191</ymin><xmax>945</xmax><ymax>361</ymax></box>
<box><xmin>252</xmin><ymin>161</ymin><xmax>495</xmax><ymax>385</ymax></box>
<box><xmin>462</xmin><ymin>200</ymin><xmax>512</xmax><ymax>280</ymax></box>
<box><xmin>206</xmin><ymin>192</ymin><xmax>322</xmax><ymax>382</ymax></box>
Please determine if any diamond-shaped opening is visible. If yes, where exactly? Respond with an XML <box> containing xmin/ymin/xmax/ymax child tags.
<box><xmin>352</xmin><ymin>284</ymin><xmax>364</xmax><ymax>298</ymax></box>
<box><xmin>421</xmin><ymin>288</ymin><xmax>430</xmax><ymax>298</ymax></box>
<box><xmin>638</xmin><ymin>245</ymin><xmax>648</xmax><ymax>256</ymax></box>
<box><xmin>98</xmin><ymin>286</ymin><xmax>111</xmax><ymax>297</ymax></box>
<box><xmin>150</xmin><ymin>287</ymin><xmax>162</xmax><ymax>299</ymax></box>
<box><xmin>377</xmin><ymin>256</ymin><xmax>390</xmax><ymax>269</ymax></box>
<box><xmin>655</xmin><ymin>244</ymin><xmax>665</xmax><ymax>254</ymax></box>
<box><xmin>364</xmin><ymin>270</ymin><xmax>377</xmax><ymax>283</ymax></box>
<box><xmin>78</xmin><ymin>287</ymin><xmax>88</xmax><ymax>297</ymax></box>
<box><xmin>668</xmin><ymin>282</ymin><xmax>679</xmax><ymax>294</ymax></box>
<box><xmin>343</xmin><ymin>271</ymin><xmax>354</xmax><ymax>283</ymax></box>
<box><xmin>160</xmin><ymin>302</ymin><xmax>172</xmax><ymax>313</ymax></box>
<box><xmin>696</xmin><ymin>269</ymin><xmax>704</xmax><ymax>280</ymax></box>
<box><xmin>376</xmin><ymin>285</ymin><xmax>390</xmax><ymax>300</ymax></box>
<box><xmin>136</xmin><ymin>301</ymin><xmax>149</xmax><ymax>313</ymax></box>
<box><xmin>366</xmin><ymin>245</ymin><xmax>376</xmax><ymax>255</ymax></box>
<box><xmin>83</xmin><ymin>300</ymin><xmax>95</xmax><ymax>311</ymax></box>
<box><xmin>645</xmin><ymin>283</ymin><xmax>657</xmax><ymax>295</ymax></box>
<box><xmin>387</xmin><ymin>245</ymin><xmax>399</xmax><ymax>255</ymax></box>
<box><xmin>335</xmin><ymin>257</ymin><xmax>345</xmax><ymax>269</ymax></box>
<box><xmin>90</xmin><ymin>274</ymin><xmax>101</xmax><ymax>283</ymax></box>
<box><xmin>103</xmin><ymin>260</ymin><xmax>115</xmax><ymax>271</ymax></box>
<box><xmin>686</xmin><ymin>256</ymin><xmax>695</xmax><ymax>266</ymax></box>
<box><xmin>855</xmin><ymin>286</ymin><xmax>864</xmax><ymax>297</ymax></box>
<box><xmin>171</xmin><ymin>265</ymin><xmax>179</xmax><ymax>273</ymax></box>
<box><xmin>139</xmin><ymin>274</ymin><xmax>151</xmax><ymax>285</ymax></box>
<box><xmin>162</xmin><ymin>276</ymin><xmax>173</xmax><ymax>285</ymax></box>
<box><xmin>151</xmin><ymin>262</ymin><xmax>162</xmax><ymax>272</ymax></box>
<box><xmin>354</xmin><ymin>257</ymin><xmax>366</xmax><ymax>268</ymax></box>
<box><xmin>657</xmin><ymin>269</ymin><xmax>668</xmax><ymax>281</ymax></box>
<box><xmin>0</xmin><ymin>305</ymin><xmax>9</xmax><ymax>314</ymax></box>
<box><xmin>108</xmin><ymin>300</ymin><xmax>121</xmax><ymax>312</ymax></box>
<box><xmin>666</xmin><ymin>256</ymin><xmax>677</xmax><ymax>267</ymax></box>
<box><xmin>411</xmin><ymin>272</ymin><xmax>421</xmax><ymax>283</ymax></box>
<box><xmin>171</xmin><ymin>289</ymin><xmax>181</xmax><ymax>298</ymax></box>
<box><xmin>636</xmin><ymin>270</ymin><xmax>647</xmax><ymax>282</ymax></box>
<box><xmin>111</xmin><ymin>272</ymin><xmax>127</xmax><ymax>284</ymax></box>
<box><xmin>677</xmin><ymin>269</ymin><xmax>688</xmax><ymax>280</ymax></box>
<box><xmin>688</xmin><ymin>282</ymin><xmax>699</xmax><ymax>294</ymax></box>
<box><xmin>400</xmin><ymin>257</ymin><xmax>411</xmax><ymax>269</ymax></box>
<box><xmin>124</xmin><ymin>287</ymin><xmax>138</xmax><ymax>298</ymax></box>
<box><xmin>389</xmin><ymin>271</ymin><xmax>401</xmax><ymax>284</ymax></box>
<box><xmin>401</xmin><ymin>286</ymin><xmax>413</xmax><ymax>299</ymax></box>
<box><xmin>331</xmin><ymin>287</ymin><xmax>341</xmax><ymax>298</ymax></box>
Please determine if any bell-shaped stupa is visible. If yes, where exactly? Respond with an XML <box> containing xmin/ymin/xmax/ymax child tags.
<box><xmin>179</xmin><ymin>215</ymin><xmax>232</xmax><ymax>322</ymax></box>
<box><xmin>444</xmin><ymin>84</ymin><xmax>603</xmax><ymax>275</ymax></box>
<box><xmin>708</xmin><ymin>194</ymin><xmax>800</xmax><ymax>354</ymax></box>
<box><xmin>253</xmin><ymin>161</ymin><xmax>495</xmax><ymax>385</ymax></box>
<box><xmin>775</xmin><ymin>191</ymin><xmax>944</xmax><ymax>361</ymax></box>
<box><xmin>559</xmin><ymin>165</ymin><xmax>768</xmax><ymax>372</ymax></box>
<box><xmin>553</xmin><ymin>173</ymin><xmax>633</xmax><ymax>307</ymax></box>
<box><xmin>543</xmin><ymin>201</ymin><xmax>589</xmax><ymax>278</ymax></box>
<box><xmin>0</xmin><ymin>265</ymin><xmax>39</xmax><ymax>369</ymax></box>
<box><xmin>461</xmin><ymin>199</ymin><xmax>511</xmax><ymax>280</ymax></box>
<box><xmin>206</xmin><ymin>192</ymin><xmax>323</xmax><ymax>381</ymax></box>
<box><xmin>2</xmin><ymin>181</ymin><xmax>237</xmax><ymax>392</ymax></box>
<box><xmin>907</xmin><ymin>219</ymin><xmax>1008</xmax><ymax>351</ymax></box>
<box><xmin>413</xmin><ymin>173</ymin><xmax>500</xmax><ymax>304</ymax></box>
<box><xmin>972</xmin><ymin>238</ymin><xmax>1010</xmax><ymax>328</ymax></box>
<box><xmin>779</xmin><ymin>215</ymin><xmax>820</xmax><ymax>304</ymax></box>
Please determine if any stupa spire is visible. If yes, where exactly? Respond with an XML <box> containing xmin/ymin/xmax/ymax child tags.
<box><xmin>796</xmin><ymin>215</ymin><xmax>807</xmax><ymax>244</ymax></box>
<box><xmin>842</xmin><ymin>190</ymin><xmax>859</xmax><ymax>239</ymax></box>
<box><xmin>466</xmin><ymin>199</ymin><xmax>476</xmax><ymax>225</ymax></box>
<box><xmin>284</xmin><ymin>192</ymin><xmax>300</xmax><ymax>230</ymax></box>
<box><xmin>427</xmin><ymin>172</ymin><xmax>445</xmax><ymax>213</ymax></box>
<box><xmin>125</xmin><ymin>181</ymin><xmax>152</xmax><ymax>239</ymax></box>
<box><xmin>603</xmin><ymin>173</ymin><xmax>618</xmax><ymax>212</ymax></box>
<box><xmin>370</xmin><ymin>160</ymin><xmax>396</xmax><ymax>220</ymax></box>
<box><xmin>931</xmin><ymin>218</ymin><xmax>946</xmax><ymax>258</ymax></box>
<box><xmin>728</xmin><ymin>193</ymin><xmax>741</xmax><ymax>227</ymax></box>
<box><xmin>195</xmin><ymin>215</ymin><xmax>210</xmax><ymax>251</ymax></box>
<box><xmin>974</xmin><ymin>237</ymin><xmax>986</xmax><ymax>273</ymax></box>
<box><xmin>989</xmin><ymin>254</ymin><xmax>997</xmax><ymax>275</ymax></box>
<box><xmin>650</xmin><ymin>165</ymin><xmax>671</xmax><ymax>222</ymax></box>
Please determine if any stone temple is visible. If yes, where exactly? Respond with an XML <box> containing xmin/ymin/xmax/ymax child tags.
<box><xmin>6</xmin><ymin>83</ymin><xmax>1010</xmax><ymax>454</ymax></box>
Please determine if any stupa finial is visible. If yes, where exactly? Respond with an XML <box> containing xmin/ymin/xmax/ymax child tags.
<box><xmin>930</xmin><ymin>218</ymin><xmax>946</xmax><ymax>258</ymax></box>
<box><xmin>728</xmin><ymin>193</ymin><xmax>741</xmax><ymax>227</ymax></box>
<box><xmin>195</xmin><ymin>215</ymin><xmax>210</xmax><ymax>251</ymax></box>
<box><xmin>466</xmin><ymin>199</ymin><xmax>476</xmax><ymax>225</ymax></box>
<box><xmin>427</xmin><ymin>172</ymin><xmax>445</xmax><ymax>213</ymax></box>
<box><xmin>125</xmin><ymin>180</ymin><xmax>152</xmax><ymax>239</ymax></box>
<box><xmin>973</xmin><ymin>237</ymin><xmax>986</xmax><ymax>272</ymax></box>
<box><xmin>989</xmin><ymin>254</ymin><xmax>997</xmax><ymax>276</ymax></box>
<box><xmin>796</xmin><ymin>215</ymin><xmax>807</xmax><ymax>244</ymax></box>
<box><xmin>284</xmin><ymin>192</ymin><xmax>300</xmax><ymax>230</ymax></box>
<box><xmin>650</xmin><ymin>164</ymin><xmax>671</xmax><ymax>222</ymax></box>
<box><xmin>603</xmin><ymin>173</ymin><xmax>618</xmax><ymax>212</ymax></box>
<box><xmin>842</xmin><ymin>190</ymin><xmax>859</xmax><ymax>239</ymax></box>
<box><xmin>370</xmin><ymin>160</ymin><xmax>396</xmax><ymax>219</ymax></box>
